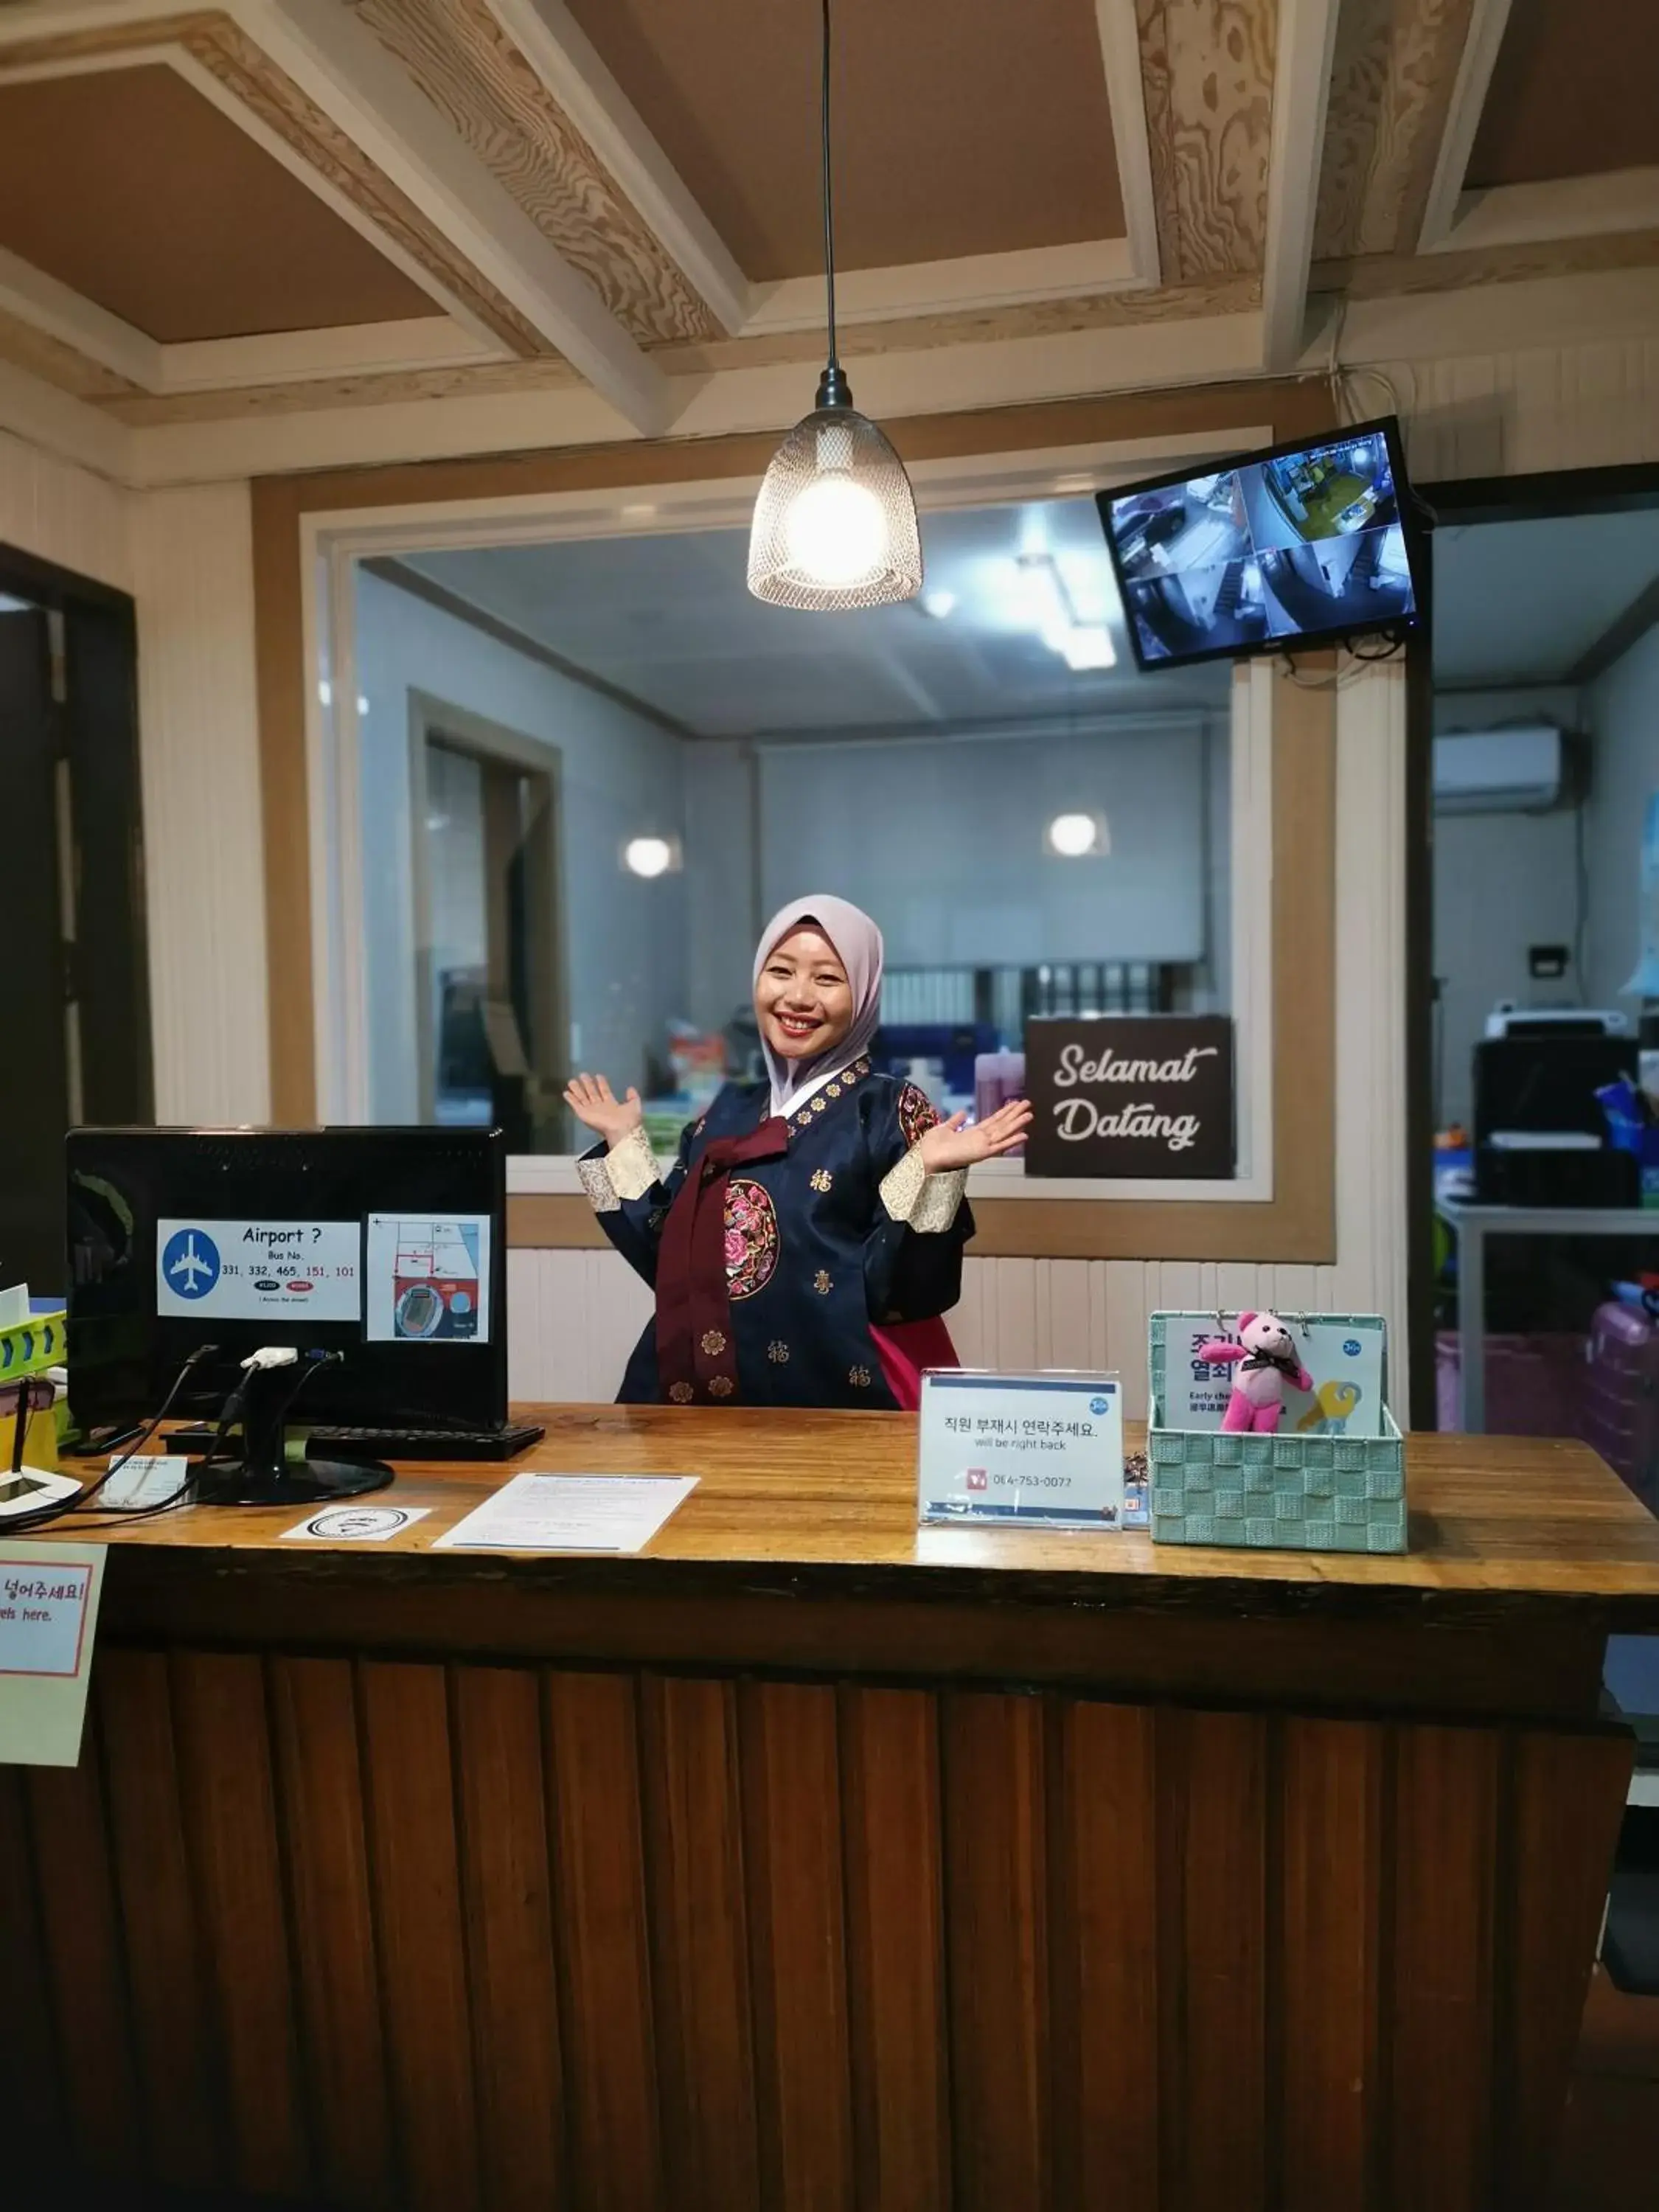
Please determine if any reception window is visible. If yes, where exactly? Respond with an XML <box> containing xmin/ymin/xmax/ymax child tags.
<box><xmin>325</xmin><ymin>487</ymin><xmax>1256</xmax><ymax>1194</ymax></box>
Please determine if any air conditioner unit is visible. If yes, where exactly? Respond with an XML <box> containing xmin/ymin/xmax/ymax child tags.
<box><xmin>1433</xmin><ymin>726</ymin><xmax>1565</xmax><ymax>815</ymax></box>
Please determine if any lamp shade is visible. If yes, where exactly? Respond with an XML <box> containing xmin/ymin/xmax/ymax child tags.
<box><xmin>747</xmin><ymin>404</ymin><xmax>923</xmax><ymax>611</ymax></box>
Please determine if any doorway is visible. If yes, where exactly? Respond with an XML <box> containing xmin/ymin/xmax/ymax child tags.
<box><xmin>0</xmin><ymin>544</ymin><xmax>149</xmax><ymax>1293</ymax></box>
<box><xmin>408</xmin><ymin>693</ymin><xmax>566</xmax><ymax>1152</ymax></box>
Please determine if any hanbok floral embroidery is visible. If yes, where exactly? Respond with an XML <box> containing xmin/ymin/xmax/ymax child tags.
<box><xmin>723</xmin><ymin>1177</ymin><xmax>779</xmax><ymax>1301</ymax></box>
<box><xmin>898</xmin><ymin>1082</ymin><xmax>940</xmax><ymax>1150</ymax></box>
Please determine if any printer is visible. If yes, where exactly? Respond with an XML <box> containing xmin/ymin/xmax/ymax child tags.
<box><xmin>1472</xmin><ymin>1007</ymin><xmax>1638</xmax><ymax>1206</ymax></box>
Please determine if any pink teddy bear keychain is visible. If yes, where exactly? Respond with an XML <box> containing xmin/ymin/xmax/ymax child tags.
<box><xmin>1196</xmin><ymin>1310</ymin><xmax>1313</xmax><ymax>1434</ymax></box>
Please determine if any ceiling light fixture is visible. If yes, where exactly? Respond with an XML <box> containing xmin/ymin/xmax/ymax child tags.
<box><xmin>747</xmin><ymin>0</ymin><xmax>922</xmax><ymax>612</ymax></box>
<box><xmin>1045</xmin><ymin>811</ymin><xmax>1110</xmax><ymax>860</ymax></box>
<box><xmin>622</xmin><ymin>835</ymin><xmax>679</xmax><ymax>880</ymax></box>
<box><xmin>1058</xmin><ymin>627</ymin><xmax>1116</xmax><ymax>671</ymax></box>
<box><xmin>1016</xmin><ymin>551</ymin><xmax>1117</xmax><ymax>672</ymax></box>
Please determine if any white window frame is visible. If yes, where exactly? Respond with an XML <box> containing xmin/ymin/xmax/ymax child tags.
<box><xmin>302</xmin><ymin>428</ymin><xmax>1277</xmax><ymax>1203</ymax></box>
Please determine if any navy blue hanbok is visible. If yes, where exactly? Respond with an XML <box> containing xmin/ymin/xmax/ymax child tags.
<box><xmin>580</xmin><ymin>1057</ymin><xmax>972</xmax><ymax>1409</ymax></box>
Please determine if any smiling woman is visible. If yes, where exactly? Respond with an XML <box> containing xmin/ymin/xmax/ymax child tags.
<box><xmin>567</xmin><ymin>894</ymin><xmax>1029</xmax><ymax>1408</ymax></box>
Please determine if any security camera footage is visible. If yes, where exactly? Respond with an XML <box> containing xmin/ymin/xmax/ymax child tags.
<box><xmin>1101</xmin><ymin>424</ymin><xmax>1419</xmax><ymax>669</ymax></box>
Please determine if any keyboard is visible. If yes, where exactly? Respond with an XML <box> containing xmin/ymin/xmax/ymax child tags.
<box><xmin>166</xmin><ymin>1420</ymin><xmax>546</xmax><ymax>1463</ymax></box>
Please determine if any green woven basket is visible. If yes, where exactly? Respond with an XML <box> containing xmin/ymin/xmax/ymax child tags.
<box><xmin>1147</xmin><ymin>1310</ymin><xmax>1407</xmax><ymax>1554</ymax></box>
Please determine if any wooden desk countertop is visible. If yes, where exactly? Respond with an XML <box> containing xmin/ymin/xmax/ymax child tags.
<box><xmin>56</xmin><ymin>1404</ymin><xmax>1659</xmax><ymax>1635</ymax></box>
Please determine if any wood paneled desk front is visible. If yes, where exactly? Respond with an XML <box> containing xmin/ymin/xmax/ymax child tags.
<box><xmin>7</xmin><ymin>1407</ymin><xmax>1659</xmax><ymax>2211</ymax></box>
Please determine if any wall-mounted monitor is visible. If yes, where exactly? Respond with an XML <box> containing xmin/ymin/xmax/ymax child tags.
<box><xmin>1096</xmin><ymin>416</ymin><xmax>1424</xmax><ymax>672</ymax></box>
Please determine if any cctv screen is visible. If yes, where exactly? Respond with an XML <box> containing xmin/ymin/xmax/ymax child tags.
<box><xmin>1100</xmin><ymin>421</ymin><xmax>1420</xmax><ymax>669</ymax></box>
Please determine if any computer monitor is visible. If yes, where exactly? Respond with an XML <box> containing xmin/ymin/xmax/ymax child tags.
<box><xmin>65</xmin><ymin>1125</ymin><xmax>509</xmax><ymax>1444</ymax></box>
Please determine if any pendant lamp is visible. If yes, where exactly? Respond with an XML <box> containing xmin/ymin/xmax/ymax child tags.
<box><xmin>747</xmin><ymin>0</ymin><xmax>922</xmax><ymax>610</ymax></box>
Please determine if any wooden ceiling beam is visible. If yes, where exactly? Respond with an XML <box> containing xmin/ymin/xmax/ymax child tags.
<box><xmin>1092</xmin><ymin>0</ymin><xmax>1163</xmax><ymax>286</ymax></box>
<box><xmin>483</xmin><ymin>0</ymin><xmax>749</xmax><ymax>335</ymax></box>
<box><xmin>0</xmin><ymin>241</ymin><xmax>161</xmax><ymax>389</ymax></box>
<box><xmin>1261</xmin><ymin>0</ymin><xmax>1341</xmax><ymax>369</ymax></box>
<box><xmin>1416</xmin><ymin>0</ymin><xmax>1513</xmax><ymax>250</ymax></box>
<box><xmin>1312</xmin><ymin>0</ymin><xmax>1482</xmax><ymax>265</ymax></box>
<box><xmin>242</xmin><ymin>0</ymin><xmax>674</xmax><ymax>432</ymax></box>
<box><xmin>1132</xmin><ymin>0</ymin><xmax>1277</xmax><ymax>288</ymax></box>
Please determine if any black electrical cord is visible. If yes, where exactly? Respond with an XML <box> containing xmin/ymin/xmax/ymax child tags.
<box><xmin>820</xmin><ymin>0</ymin><xmax>838</xmax><ymax>372</ymax></box>
<box><xmin>73</xmin><ymin>1349</ymin><xmax>346</xmax><ymax>1529</ymax></box>
<box><xmin>4</xmin><ymin>1343</ymin><xmax>218</xmax><ymax>1534</ymax></box>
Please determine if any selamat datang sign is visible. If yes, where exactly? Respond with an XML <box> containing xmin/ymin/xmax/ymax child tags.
<box><xmin>1022</xmin><ymin>1017</ymin><xmax>1236</xmax><ymax>1180</ymax></box>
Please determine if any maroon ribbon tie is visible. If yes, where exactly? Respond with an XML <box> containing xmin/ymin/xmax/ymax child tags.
<box><xmin>655</xmin><ymin>1116</ymin><xmax>790</xmax><ymax>1404</ymax></box>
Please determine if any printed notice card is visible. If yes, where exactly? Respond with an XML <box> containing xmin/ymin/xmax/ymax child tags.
<box><xmin>918</xmin><ymin>1372</ymin><xmax>1128</xmax><ymax>1528</ymax></box>
<box><xmin>0</xmin><ymin>1542</ymin><xmax>105</xmax><ymax>1766</ymax></box>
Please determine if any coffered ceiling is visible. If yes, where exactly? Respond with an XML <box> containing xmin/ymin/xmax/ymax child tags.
<box><xmin>0</xmin><ymin>0</ymin><xmax>1654</xmax><ymax>481</ymax></box>
<box><xmin>0</xmin><ymin>63</ymin><xmax>434</xmax><ymax>340</ymax></box>
<box><xmin>1466</xmin><ymin>0</ymin><xmax>1659</xmax><ymax>191</ymax></box>
<box><xmin>559</xmin><ymin>0</ymin><xmax>1127</xmax><ymax>281</ymax></box>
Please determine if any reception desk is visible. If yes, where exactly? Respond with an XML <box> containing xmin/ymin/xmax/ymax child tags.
<box><xmin>7</xmin><ymin>1408</ymin><xmax>1659</xmax><ymax>2212</ymax></box>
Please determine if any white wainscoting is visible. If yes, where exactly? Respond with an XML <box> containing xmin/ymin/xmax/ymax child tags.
<box><xmin>131</xmin><ymin>482</ymin><xmax>270</xmax><ymax>1123</ymax></box>
<box><xmin>508</xmin><ymin>659</ymin><xmax>1409</xmax><ymax>1413</ymax></box>
<box><xmin>1385</xmin><ymin>337</ymin><xmax>1659</xmax><ymax>479</ymax></box>
<box><xmin>508</xmin><ymin>1248</ymin><xmax>1351</xmax><ymax>1422</ymax></box>
<box><xmin>0</xmin><ymin>424</ymin><xmax>130</xmax><ymax>588</ymax></box>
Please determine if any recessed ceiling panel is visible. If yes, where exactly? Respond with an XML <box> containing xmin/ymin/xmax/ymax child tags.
<box><xmin>1465</xmin><ymin>0</ymin><xmax>1659</xmax><ymax>190</ymax></box>
<box><xmin>0</xmin><ymin>64</ymin><xmax>434</xmax><ymax>341</ymax></box>
<box><xmin>1433</xmin><ymin>509</ymin><xmax>1659</xmax><ymax>686</ymax></box>
<box><xmin>401</xmin><ymin>498</ymin><xmax>1231</xmax><ymax>739</ymax></box>
<box><xmin>563</xmin><ymin>0</ymin><xmax>1125</xmax><ymax>280</ymax></box>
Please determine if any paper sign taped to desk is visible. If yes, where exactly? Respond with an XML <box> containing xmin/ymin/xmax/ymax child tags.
<box><xmin>0</xmin><ymin>1543</ymin><xmax>105</xmax><ymax>1766</ymax></box>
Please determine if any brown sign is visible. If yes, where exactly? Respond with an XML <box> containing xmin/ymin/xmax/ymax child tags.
<box><xmin>1023</xmin><ymin>1017</ymin><xmax>1236</xmax><ymax>1179</ymax></box>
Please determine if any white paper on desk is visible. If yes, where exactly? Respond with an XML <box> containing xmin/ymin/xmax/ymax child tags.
<box><xmin>0</xmin><ymin>1541</ymin><xmax>104</xmax><ymax>1767</ymax></box>
<box><xmin>433</xmin><ymin>1471</ymin><xmax>697</xmax><ymax>1554</ymax></box>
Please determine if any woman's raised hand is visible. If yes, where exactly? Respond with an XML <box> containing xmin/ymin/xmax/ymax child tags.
<box><xmin>915</xmin><ymin>1097</ymin><xmax>1034</xmax><ymax>1173</ymax></box>
<box><xmin>563</xmin><ymin>1073</ymin><xmax>644</xmax><ymax>1149</ymax></box>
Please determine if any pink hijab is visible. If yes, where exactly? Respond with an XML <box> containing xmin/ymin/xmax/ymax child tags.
<box><xmin>754</xmin><ymin>894</ymin><xmax>885</xmax><ymax>1116</ymax></box>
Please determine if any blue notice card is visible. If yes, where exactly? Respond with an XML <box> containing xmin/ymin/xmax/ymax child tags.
<box><xmin>918</xmin><ymin>1371</ymin><xmax>1129</xmax><ymax>1529</ymax></box>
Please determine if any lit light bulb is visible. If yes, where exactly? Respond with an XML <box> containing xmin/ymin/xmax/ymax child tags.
<box><xmin>1060</xmin><ymin>625</ymin><xmax>1116</xmax><ymax>672</ymax></box>
<box><xmin>785</xmin><ymin>474</ymin><xmax>886</xmax><ymax>587</ymax></box>
<box><xmin>1047</xmin><ymin>812</ymin><xmax>1101</xmax><ymax>858</ymax></box>
<box><xmin>623</xmin><ymin>835</ymin><xmax>675</xmax><ymax>879</ymax></box>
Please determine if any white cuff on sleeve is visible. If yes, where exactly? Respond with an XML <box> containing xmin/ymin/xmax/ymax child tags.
<box><xmin>577</xmin><ymin>1125</ymin><xmax>662</xmax><ymax>1212</ymax></box>
<box><xmin>879</xmin><ymin>1146</ymin><xmax>968</xmax><ymax>1233</ymax></box>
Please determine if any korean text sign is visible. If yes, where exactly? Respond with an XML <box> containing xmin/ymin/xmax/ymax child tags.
<box><xmin>919</xmin><ymin>1373</ymin><xmax>1126</xmax><ymax>1528</ymax></box>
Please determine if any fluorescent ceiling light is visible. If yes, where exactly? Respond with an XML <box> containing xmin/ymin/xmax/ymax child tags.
<box><xmin>1017</xmin><ymin>552</ymin><xmax>1073</xmax><ymax>651</ymax></box>
<box><xmin>1060</xmin><ymin>626</ymin><xmax>1116</xmax><ymax>671</ymax></box>
<box><xmin>1015</xmin><ymin>552</ymin><xmax>1116</xmax><ymax>671</ymax></box>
